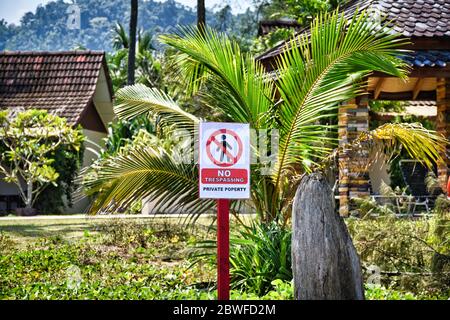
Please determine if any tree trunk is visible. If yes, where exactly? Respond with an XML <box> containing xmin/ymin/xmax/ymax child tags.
<box><xmin>197</xmin><ymin>0</ymin><xmax>206</xmax><ymax>31</ymax></box>
<box><xmin>292</xmin><ymin>173</ymin><xmax>365</xmax><ymax>300</ymax></box>
<box><xmin>26</xmin><ymin>180</ymin><xmax>33</xmax><ymax>209</ymax></box>
<box><xmin>127</xmin><ymin>0</ymin><xmax>138</xmax><ymax>85</ymax></box>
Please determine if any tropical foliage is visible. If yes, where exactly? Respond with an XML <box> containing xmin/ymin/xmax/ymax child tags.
<box><xmin>83</xmin><ymin>10</ymin><xmax>447</xmax><ymax>224</ymax></box>
<box><xmin>255</xmin><ymin>0</ymin><xmax>344</xmax><ymax>24</ymax></box>
<box><xmin>0</xmin><ymin>0</ymin><xmax>197</xmax><ymax>51</ymax></box>
<box><xmin>191</xmin><ymin>220</ymin><xmax>292</xmax><ymax>296</ymax></box>
<box><xmin>108</xmin><ymin>23</ymin><xmax>163</xmax><ymax>91</ymax></box>
<box><xmin>1</xmin><ymin>217</ymin><xmax>446</xmax><ymax>299</ymax></box>
<box><xmin>0</xmin><ymin>110</ymin><xmax>84</xmax><ymax>211</ymax></box>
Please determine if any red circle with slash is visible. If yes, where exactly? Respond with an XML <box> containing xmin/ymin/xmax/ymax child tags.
<box><xmin>206</xmin><ymin>129</ymin><xmax>243</xmax><ymax>167</ymax></box>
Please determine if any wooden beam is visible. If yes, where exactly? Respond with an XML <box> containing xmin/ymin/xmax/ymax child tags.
<box><xmin>372</xmin><ymin>68</ymin><xmax>450</xmax><ymax>78</ymax></box>
<box><xmin>374</xmin><ymin>78</ymin><xmax>385</xmax><ymax>100</ymax></box>
<box><xmin>412</xmin><ymin>78</ymin><xmax>425</xmax><ymax>100</ymax></box>
<box><xmin>368</xmin><ymin>90</ymin><xmax>436</xmax><ymax>101</ymax></box>
<box><xmin>436</xmin><ymin>78</ymin><xmax>448</xmax><ymax>192</ymax></box>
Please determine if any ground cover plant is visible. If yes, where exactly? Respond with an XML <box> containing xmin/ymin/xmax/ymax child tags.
<box><xmin>0</xmin><ymin>216</ymin><xmax>447</xmax><ymax>300</ymax></box>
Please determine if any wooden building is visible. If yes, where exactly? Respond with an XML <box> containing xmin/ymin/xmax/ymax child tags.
<box><xmin>0</xmin><ymin>51</ymin><xmax>115</xmax><ymax>213</ymax></box>
<box><xmin>257</xmin><ymin>0</ymin><xmax>450</xmax><ymax>216</ymax></box>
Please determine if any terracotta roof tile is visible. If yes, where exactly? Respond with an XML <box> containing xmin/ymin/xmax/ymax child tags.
<box><xmin>257</xmin><ymin>0</ymin><xmax>450</xmax><ymax>62</ymax></box>
<box><xmin>0</xmin><ymin>51</ymin><xmax>109</xmax><ymax>125</ymax></box>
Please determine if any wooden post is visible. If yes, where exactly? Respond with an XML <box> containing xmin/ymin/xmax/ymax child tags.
<box><xmin>292</xmin><ymin>173</ymin><xmax>365</xmax><ymax>300</ymax></box>
<box><xmin>436</xmin><ymin>78</ymin><xmax>449</xmax><ymax>192</ymax></box>
<box><xmin>217</xmin><ymin>199</ymin><xmax>230</xmax><ymax>300</ymax></box>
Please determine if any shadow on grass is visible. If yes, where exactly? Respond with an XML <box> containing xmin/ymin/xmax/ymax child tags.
<box><xmin>0</xmin><ymin>223</ymin><xmax>98</xmax><ymax>240</ymax></box>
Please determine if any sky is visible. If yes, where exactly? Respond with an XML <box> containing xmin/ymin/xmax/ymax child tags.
<box><xmin>0</xmin><ymin>0</ymin><xmax>253</xmax><ymax>25</ymax></box>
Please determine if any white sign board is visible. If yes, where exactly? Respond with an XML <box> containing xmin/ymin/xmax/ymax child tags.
<box><xmin>199</xmin><ymin>122</ymin><xmax>250</xmax><ymax>199</ymax></box>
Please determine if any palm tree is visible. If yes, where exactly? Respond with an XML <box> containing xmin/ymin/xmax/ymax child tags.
<box><xmin>128</xmin><ymin>0</ymin><xmax>138</xmax><ymax>85</ymax></box>
<box><xmin>83</xmin><ymin>11</ymin><xmax>447</xmax><ymax>222</ymax></box>
<box><xmin>197</xmin><ymin>0</ymin><xmax>206</xmax><ymax>30</ymax></box>
<box><xmin>109</xmin><ymin>23</ymin><xmax>159</xmax><ymax>90</ymax></box>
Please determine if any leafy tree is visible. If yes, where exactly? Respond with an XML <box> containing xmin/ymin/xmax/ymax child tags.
<box><xmin>0</xmin><ymin>110</ymin><xmax>84</xmax><ymax>211</ymax></box>
<box><xmin>102</xmin><ymin>116</ymin><xmax>155</xmax><ymax>157</ymax></box>
<box><xmin>250</xmin><ymin>0</ymin><xmax>346</xmax><ymax>55</ymax></box>
<box><xmin>0</xmin><ymin>19</ymin><xmax>14</xmax><ymax>50</ymax></box>
<box><xmin>83</xmin><ymin>11</ymin><xmax>447</xmax><ymax>223</ymax></box>
<box><xmin>255</xmin><ymin>0</ymin><xmax>344</xmax><ymax>24</ymax></box>
<box><xmin>1</xmin><ymin>0</ymin><xmax>198</xmax><ymax>52</ymax></box>
<box><xmin>108</xmin><ymin>23</ymin><xmax>161</xmax><ymax>91</ymax></box>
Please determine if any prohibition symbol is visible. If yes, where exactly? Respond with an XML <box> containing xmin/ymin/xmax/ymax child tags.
<box><xmin>206</xmin><ymin>129</ymin><xmax>243</xmax><ymax>167</ymax></box>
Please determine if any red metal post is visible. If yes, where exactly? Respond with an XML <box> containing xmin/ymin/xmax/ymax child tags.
<box><xmin>217</xmin><ymin>198</ymin><xmax>230</xmax><ymax>300</ymax></box>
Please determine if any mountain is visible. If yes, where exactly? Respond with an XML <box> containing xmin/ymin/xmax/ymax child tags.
<box><xmin>0</xmin><ymin>0</ymin><xmax>257</xmax><ymax>52</ymax></box>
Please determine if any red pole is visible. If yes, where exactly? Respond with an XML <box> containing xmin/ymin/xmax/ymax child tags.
<box><xmin>217</xmin><ymin>198</ymin><xmax>230</xmax><ymax>300</ymax></box>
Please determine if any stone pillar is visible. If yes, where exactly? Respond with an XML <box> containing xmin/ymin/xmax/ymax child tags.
<box><xmin>436</xmin><ymin>78</ymin><xmax>449</xmax><ymax>192</ymax></box>
<box><xmin>338</xmin><ymin>95</ymin><xmax>371</xmax><ymax>217</ymax></box>
<box><xmin>338</xmin><ymin>103</ymin><xmax>351</xmax><ymax>217</ymax></box>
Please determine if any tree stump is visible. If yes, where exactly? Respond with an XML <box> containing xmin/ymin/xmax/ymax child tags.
<box><xmin>292</xmin><ymin>173</ymin><xmax>365</xmax><ymax>300</ymax></box>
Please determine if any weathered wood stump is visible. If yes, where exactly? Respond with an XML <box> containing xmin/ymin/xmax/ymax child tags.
<box><xmin>292</xmin><ymin>173</ymin><xmax>365</xmax><ymax>300</ymax></box>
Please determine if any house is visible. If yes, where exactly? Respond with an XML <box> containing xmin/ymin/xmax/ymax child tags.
<box><xmin>258</xmin><ymin>19</ymin><xmax>302</xmax><ymax>37</ymax></box>
<box><xmin>0</xmin><ymin>51</ymin><xmax>115</xmax><ymax>213</ymax></box>
<box><xmin>257</xmin><ymin>0</ymin><xmax>450</xmax><ymax>216</ymax></box>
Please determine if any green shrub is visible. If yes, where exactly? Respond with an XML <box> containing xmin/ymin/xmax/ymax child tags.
<box><xmin>347</xmin><ymin>216</ymin><xmax>449</xmax><ymax>298</ymax></box>
<box><xmin>0</xmin><ymin>232</ymin><xmax>15</xmax><ymax>253</ymax></box>
<box><xmin>98</xmin><ymin>219</ymin><xmax>152</xmax><ymax>248</ymax></box>
<box><xmin>364</xmin><ymin>284</ymin><xmax>417</xmax><ymax>300</ymax></box>
<box><xmin>191</xmin><ymin>220</ymin><xmax>292</xmax><ymax>296</ymax></box>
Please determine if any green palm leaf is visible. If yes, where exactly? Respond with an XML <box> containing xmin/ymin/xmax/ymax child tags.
<box><xmin>272</xmin><ymin>10</ymin><xmax>410</xmax><ymax>201</ymax></box>
<box><xmin>85</xmin><ymin>10</ymin><xmax>447</xmax><ymax>223</ymax></box>
<box><xmin>361</xmin><ymin>123</ymin><xmax>447</xmax><ymax>169</ymax></box>
<box><xmin>115</xmin><ymin>84</ymin><xmax>199</xmax><ymax>132</ymax></box>
<box><xmin>160</xmin><ymin>27</ymin><xmax>276</xmax><ymax>128</ymax></box>
<box><xmin>83</xmin><ymin>133</ymin><xmax>213</xmax><ymax>215</ymax></box>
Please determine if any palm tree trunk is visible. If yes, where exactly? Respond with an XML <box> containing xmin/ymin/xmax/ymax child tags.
<box><xmin>197</xmin><ymin>0</ymin><xmax>206</xmax><ymax>31</ymax></box>
<box><xmin>128</xmin><ymin>0</ymin><xmax>138</xmax><ymax>85</ymax></box>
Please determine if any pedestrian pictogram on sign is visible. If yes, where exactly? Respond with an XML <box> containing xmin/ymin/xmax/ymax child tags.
<box><xmin>199</xmin><ymin>122</ymin><xmax>250</xmax><ymax>199</ymax></box>
<box><xmin>206</xmin><ymin>129</ymin><xmax>243</xmax><ymax>167</ymax></box>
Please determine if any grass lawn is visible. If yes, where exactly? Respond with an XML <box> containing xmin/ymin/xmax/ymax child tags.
<box><xmin>0</xmin><ymin>216</ymin><xmax>215</xmax><ymax>247</ymax></box>
<box><xmin>0</xmin><ymin>218</ymin><xmax>100</xmax><ymax>247</ymax></box>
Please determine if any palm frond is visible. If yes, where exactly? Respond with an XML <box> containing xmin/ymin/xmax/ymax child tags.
<box><xmin>160</xmin><ymin>26</ymin><xmax>276</xmax><ymax>128</ymax></box>
<box><xmin>272</xmin><ymin>10</ymin><xmax>410</xmax><ymax>194</ymax></box>
<box><xmin>114</xmin><ymin>84</ymin><xmax>199</xmax><ymax>132</ymax></box>
<box><xmin>360</xmin><ymin>123</ymin><xmax>447</xmax><ymax>169</ymax></box>
<box><xmin>112</xmin><ymin>23</ymin><xmax>129</xmax><ymax>50</ymax></box>
<box><xmin>83</xmin><ymin>133</ymin><xmax>213</xmax><ymax>215</ymax></box>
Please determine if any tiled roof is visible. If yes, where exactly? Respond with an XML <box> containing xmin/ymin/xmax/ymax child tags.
<box><xmin>377</xmin><ymin>0</ymin><xmax>450</xmax><ymax>38</ymax></box>
<box><xmin>257</xmin><ymin>0</ymin><xmax>450</xmax><ymax>63</ymax></box>
<box><xmin>0</xmin><ymin>51</ymin><xmax>112</xmax><ymax>125</ymax></box>
<box><xmin>258</xmin><ymin>19</ymin><xmax>302</xmax><ymax>36</ymax></box>
<box><xmin>403</xmin><ymin>50</ymin><xmax>450</xmax><ymax>68</ymax></box>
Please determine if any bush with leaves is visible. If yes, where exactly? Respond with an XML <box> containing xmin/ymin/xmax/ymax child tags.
<box><xmin>0</xmin><ymin>110</ymin><xmax>84</xmax><ymax>213</ymax></box>
<box><xmin>191</xmin><ymin>220</ymin><xmax>292</xmax><ymax>296</ymax></box>
<box><xmin>346</xmin><ymin>215</ymin><xmax>449</xmax><ymax>298</ymax></box>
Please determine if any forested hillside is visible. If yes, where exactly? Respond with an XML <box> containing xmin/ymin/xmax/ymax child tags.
<box><xmin>0</xmin><ymin>0</ymin><xmax>256</xmax><ymax>52</ymax></box>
